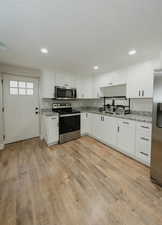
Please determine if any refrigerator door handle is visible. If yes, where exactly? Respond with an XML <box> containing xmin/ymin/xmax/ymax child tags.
<box><xmin>156</xmin><ymin>103</ymin><xmax>162</xmax><ymax>128</ymax></box>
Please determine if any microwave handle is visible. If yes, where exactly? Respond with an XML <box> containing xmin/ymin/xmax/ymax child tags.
<box><xmin>73</xmin><ymin>89</ymin><xmax>77</xmax><ymax>98</ymax></box>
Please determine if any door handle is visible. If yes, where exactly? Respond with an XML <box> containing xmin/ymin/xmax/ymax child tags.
<box><xmin>117</xmin><ymin>126</ymin><xmax>120</xmax><ymax>132</ymax></box>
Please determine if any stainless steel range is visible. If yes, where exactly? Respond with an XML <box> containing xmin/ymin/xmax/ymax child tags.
<box><xmin>52</xmin><ymin>103</ymin><xmax>80</xmax><ymax>144</ymax></box>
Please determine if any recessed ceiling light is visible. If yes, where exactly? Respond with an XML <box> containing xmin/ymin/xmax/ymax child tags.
<box><xmin>128</xmin><ymin>49</ymin><xmax>136</xmax><ymax>56</ymax></box>
<box><xmin>93</xmin><ymin>65</ymin><xmax>99</xmax><ymax>70</ymax></box>
<box><xmin>40</xmin><ymin>48</ymin><xmax>48</xmax><ymax>54</ymax></box>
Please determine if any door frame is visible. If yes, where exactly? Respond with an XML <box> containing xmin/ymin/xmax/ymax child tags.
<box><xmin>2</xmin><ymin>73</ymin><xmax>41</xmax><ymax>146</ymax></box>
<box><xmin>0</xmin><ymin>74</ymin><xmax>4</xmax><ymax>149</ymax></box>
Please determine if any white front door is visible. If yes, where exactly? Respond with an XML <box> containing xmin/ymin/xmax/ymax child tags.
<box><xmin>3</xmin><ymin>75</ymin><xmax>39</xmax><ymax>144</ymax></box>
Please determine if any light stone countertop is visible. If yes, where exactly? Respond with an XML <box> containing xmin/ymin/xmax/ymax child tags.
<box><xmin>41</xmin><ymin>108</ymin><xmax>152</xmax><ymax>123</ymax></box>
<box><xmin>79</xmin><ymin>109</ymin><xmax>152</xmax><ymax>123</ymax></box>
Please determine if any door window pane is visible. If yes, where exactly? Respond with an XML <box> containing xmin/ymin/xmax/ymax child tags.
<box><xmin>10</xmin><ymin>81</ymin><xmax>17</xmax><ymax>87</ymax></box>
<box><xmin>19</xmin><ymin>88</ymin><xmax>26</xmax><ymax>95</ymax></box>
<box><xmin>27</xmin><ymin>89</ymin><xmax>33</xmax><ymax>95</ymax></box>
<box><xmin>9</xmin><ymin>80</ymin><xmax>34</xmax><ymax>96</ymax></box>
<box><xmin>18</xmin><ymin>81</ymin><xmax>26</xmax><ymax>88</ymax></box>
<box><xmin>10</xmin><ymin>88</ymin><xmax>18</xmax><ymax>95</ymax></box>
<box><xmin>26</xmin><ymin>82</ymin><xmax>33</xmax><ymax>89</ymax></box>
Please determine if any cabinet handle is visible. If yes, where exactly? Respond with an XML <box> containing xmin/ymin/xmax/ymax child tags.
<box><xmin>86</xmin><ymin>113</ymin><xmax>88</xmax><ymax>118</ymax></box>
<box><xmin>142</xmin><ymin>90</ymin><xmax>144</xmax><ymax>97</ymax></box>
<box><xmin>51</xmin><ymin>118</ymin><xmax>56</xmax><ymax>120</ymax></box>
<box><xmin>140</xmin><ymin>137</ymin><xmax>149</xmax><ymax>141</ymax></box>
<box><xmin>123</xmin><ymin>121</ymin><xmax>129</xmax><ymax>125</ymax></box>
<box><xmin>141</xmin><ymin>126</ymin><xmax>150</xmax><ymax>129</ymax></box>
<box><xmin>108</xmin><ymin>82</ymin><xmax>112</xmax><ymax>85</ymax></box>
<box><xmin>117</xmin><ymin>126</ymin><xmax>120</xmax><ymax>132</ymax></box>
<box><xmin>103</xmin><ymin>116</ymin><xmax>104</xmax><ymax>121</ymax></box>
<box><xmin>140</xmin><ymin>152</ymin><xmax>149</xmax><ymax>156</ymax></box>
<box><xmin>139</xmin><ymin>90</ymin><xmax>141</xmax><ymax>96</ymax></box>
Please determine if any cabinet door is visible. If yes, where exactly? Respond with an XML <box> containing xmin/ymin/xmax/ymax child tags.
<box><xmin>102</xmin><ymin>116</ymin><xmax>117</xmax><ymax>146</ymax></box>
<box><xmin>117</xmin><ymin>119</ymin><xmax>135</xmax><ymax>155</ymax></box>
<box><xmin>40</xmin><ymin>70</ymin><xmax>55</xmax><ymax>98</ymax></box>
<box><xmin>81</xmin><ymin>113</ymin><xmax>86</xmax><ymax>135</ymax></box>
<box><xmin>76</xmin><ymin>76</ymin><xmax>93</xmax><ymax>98</ymax></box>
<box><xmin>91</xmin><ymin>114</ymin><xmax>103</xmax><ymax>139</ymax></box>
<box><xmin>81</xmin><ymin>113</ymin><xmax>92</xmax><ymax>135</ymax></box>
<box><xmin>46</xmin><ymin>116</ymin><xmax>59</xmax><ymax>145</ymax></box>
<box><xmin>55</xmin><ymin>73</ymin><xmax>76</xmax><ymax>88</ymax></box>
<box><xmin>127</xmin><ymin>61</ymin><xmax>153</xmax><ymax>98</ymax></box>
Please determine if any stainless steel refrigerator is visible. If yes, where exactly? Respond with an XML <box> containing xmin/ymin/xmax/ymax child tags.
<box><xmin>151</xmin><ymin>70</ymin><xmax>162</xmax><ymax>186</ymax></box>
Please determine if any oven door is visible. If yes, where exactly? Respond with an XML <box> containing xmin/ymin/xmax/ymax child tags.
<box><xmin>59</xmin><ymin>114</ymin><xmax>80</xmax><ymax>134</ymax></box>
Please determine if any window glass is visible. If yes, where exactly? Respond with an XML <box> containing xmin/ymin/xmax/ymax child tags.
<box><xmin>10</xmin><ymin>80</ymin><xmax>34</xmax><ymax>96</ymax></box>
<box><xmin>19</xmin><ymin>88</ymin><xmax>26</xmax><ymax>95</ymax></box>
<box><xmin>26</xmin><ymin>82</ymin><xmax>33</xmax><ymax>89</ymax></box>
<box><xmin>27</xmin><ymin>89</ymin><xmax>33</xmax><ymax>95</ymax></box>
<box><xmin>10</xmin><ymin>88</ymin><xmax>18</xmax><ymax>95</ymax></box>
<box><xmin>18</xmin><ymin>81</ymin><xmax>26</xmax><ymax>88</ymax></box>
<box><xmin>10</xmin><ymin>81</ymin><xmax>17</xmax><ymax>87</ymax></box>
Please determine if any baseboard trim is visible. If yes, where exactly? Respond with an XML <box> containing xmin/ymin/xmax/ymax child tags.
<box><xmin>0</xmin><ymin>143</ymin><xmax>4</xmax><ymax>150</ymax></box>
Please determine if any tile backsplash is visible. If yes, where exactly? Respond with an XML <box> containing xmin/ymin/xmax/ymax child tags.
<box><xmin>41</xmin><ymin>98</ymin><xmax>153</xmax><ymax>113</ymax></box>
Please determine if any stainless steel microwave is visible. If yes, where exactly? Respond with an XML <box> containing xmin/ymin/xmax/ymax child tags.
<box><xmin>55</xmin><ymin>86</ymin><xmax>77</xmax><ymax>99</ymax></box>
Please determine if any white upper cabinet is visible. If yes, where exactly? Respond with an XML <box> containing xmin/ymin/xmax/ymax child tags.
<box><xmin>76</xmin><ymin>75</ymin><xmax>93</xmax><ymax>98</ymax></box>
<box><xmin>55</xmin><ymin>73</ymin><xmax>76</xmax><ymax>88</ymax></box>
<box><xmin>40</xmin><ymin>70</ymin><xmax>56</xmax><ymax>98</ymax></box>
<box><xmin>93</xmin><ymin>71</ymin><xmax>127</xmax><ymax>98</ymax></box>
<box><xmin>40</xmin><ymin>71</ymin><xmax>76</xmax><ymax>98</ymax></box>
<box><xmin>127</xmin><ymin>61</ymin><xmax>154</xmax><ymax>98</ymax></box>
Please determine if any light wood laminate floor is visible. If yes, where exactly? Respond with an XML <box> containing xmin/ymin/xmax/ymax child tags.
<box><xmin>0</xmin><ymin>136</ymin><xmax>162</xmax><ymax>225</ymax></box>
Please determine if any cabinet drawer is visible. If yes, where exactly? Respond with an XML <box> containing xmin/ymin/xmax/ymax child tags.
<box><xmin>136</xmin><ymin>122</ymin><xmax>152</xmax><ymax>137</ymax></box>
<box><xmin>136</xmin><ymin>136</ymin><xmax>151</xmax><ymax>163</ymax></box>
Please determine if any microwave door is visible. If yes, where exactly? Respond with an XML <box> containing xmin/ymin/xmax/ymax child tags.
<box><xmin>55</xmin><ymin>87</ymin><xmax>66</xmax><ymax>98</ymax></box>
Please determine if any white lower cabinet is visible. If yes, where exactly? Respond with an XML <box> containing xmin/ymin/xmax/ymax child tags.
<box><xmin>42</xmin><ymin>115</ymin><xmax>59</xmax><ymax>146</ymax></box>
<box><xmin>89</xmin><ymin>113</ymin><xmax>118</xmax><ymax>147</ymax></box>
<box><xmin>135</xmin><ymin>122</ymin><xmax>152</xmax><ymax>165</ymax></box>
<box><xmin>102</xmin><ymin>116</ymin><xmax>117</xmax><ymax>147</ymax></box>
<box><xmin>81</xmin><ymin>113</ymin><xmax>92</xmax><ymax>135</ymax></box>
<box><xmin>91</xmin><ymin>114</ymin><xmax>105</xmax><ymax>141</ymax></box>
<box><xmin>116</xmin><ymin>119</ymin><xmax>136</xmax><ymax>156</ymax></box>
<box><xmin>82</xmin><ymin>112</ymin><xmax>152</xmax><ymax>166</ymax></box>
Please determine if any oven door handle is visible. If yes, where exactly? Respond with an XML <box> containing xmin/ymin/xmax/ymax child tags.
<box><xmin>60</xmin><ymin>113</ymin><xmax>80</xmax><ymax>117</ymax></box>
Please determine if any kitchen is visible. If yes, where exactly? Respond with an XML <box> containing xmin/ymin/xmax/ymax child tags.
<box><xmin>40</xmin><ymin>60</ymin><xmax>154</xmax><ymax>167</ymax></box>
<box><xmin>0</xmin><ymin>1</ymin><xmax>162</xmax><ymax>225</ymax></box>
